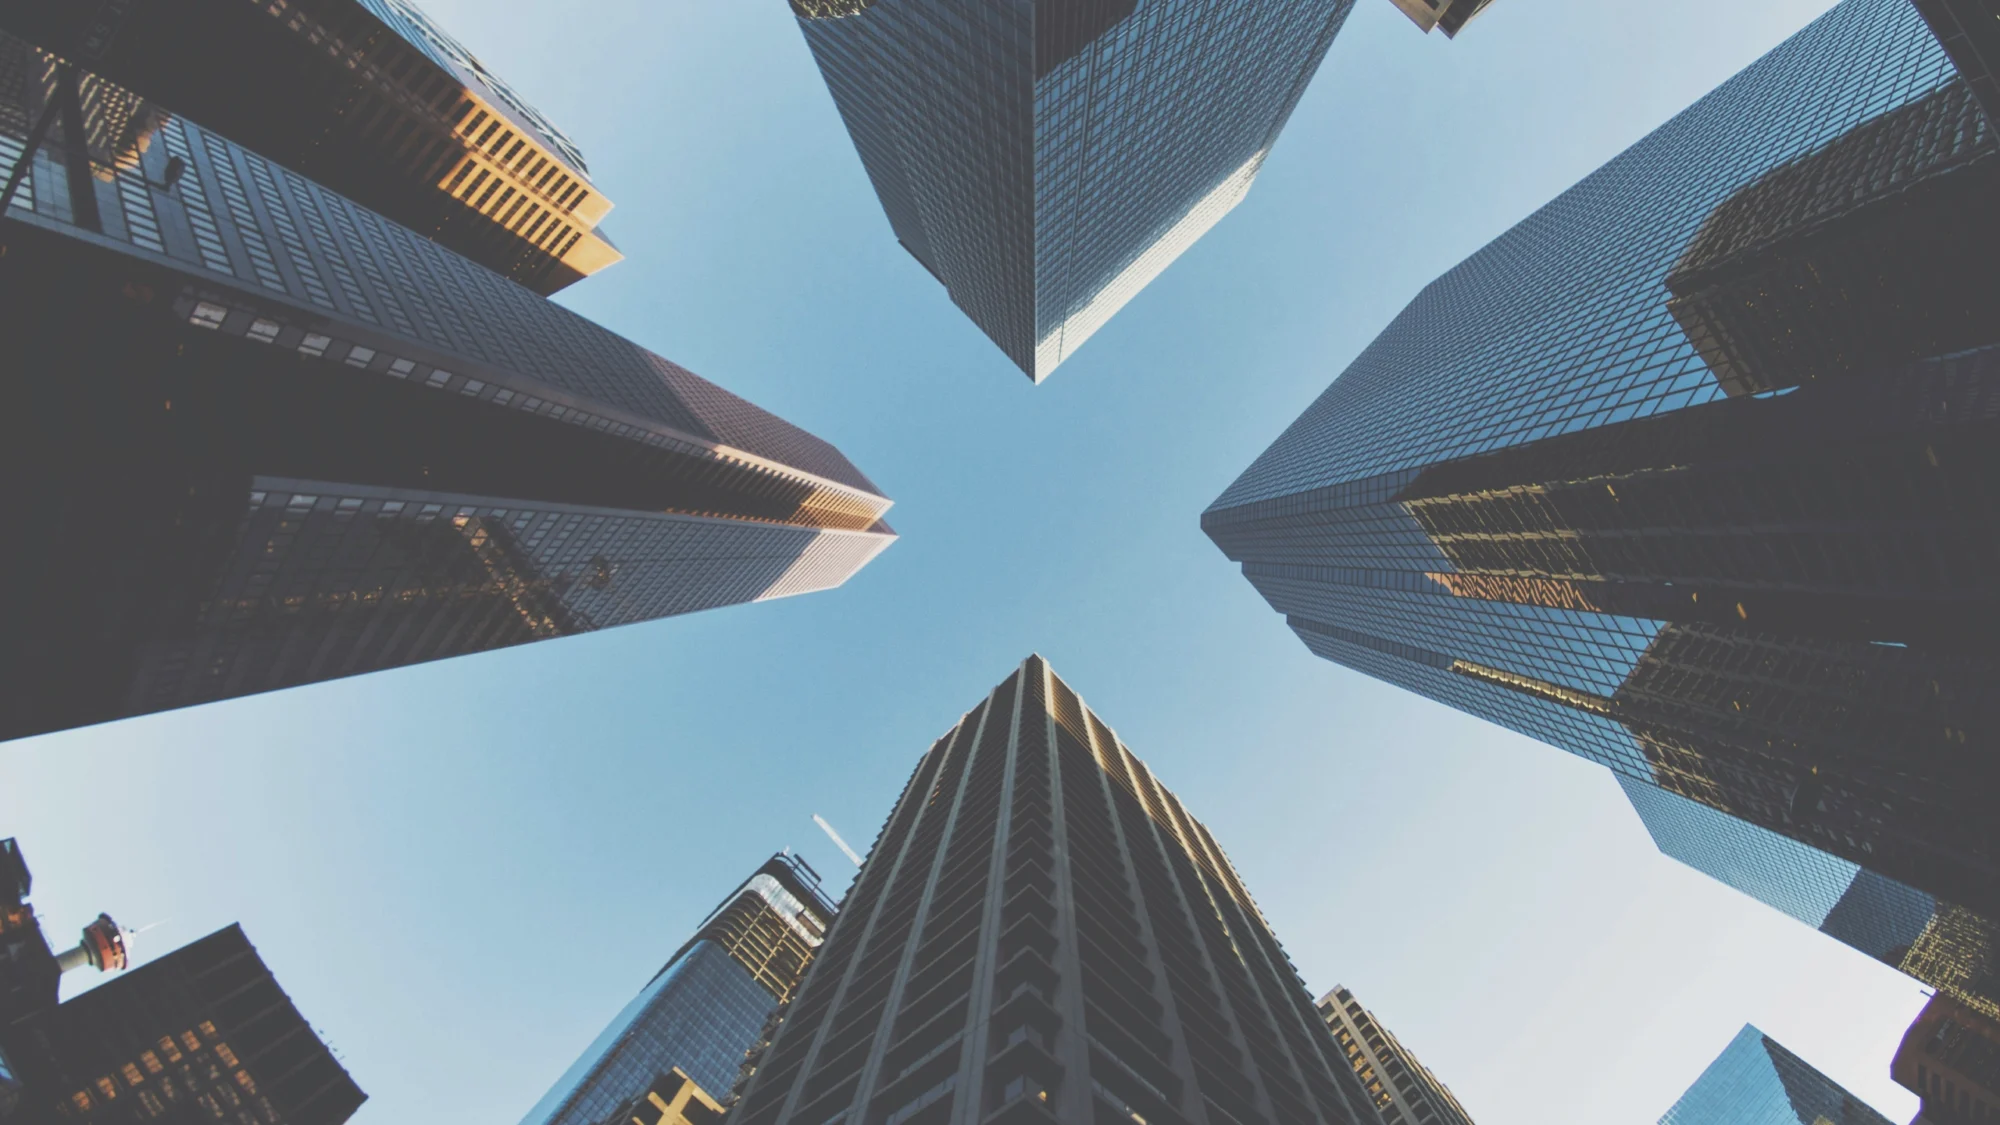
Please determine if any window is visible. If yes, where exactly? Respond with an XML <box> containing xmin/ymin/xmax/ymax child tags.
<box><xmin>345</xmin><ymin>345</ymin><xmax>376</xmax><ymax>367</ymax></box>
<box><xmin>389</xmin><ymin>357</ymin><xmax>416</xmax><ymax>378</ymax></box>
<box><xmin>247</xmin><ymin>318</ymin><xmax>282</xmax><ymax>343</ymax></box>
<box><xmin>189</xmin><ymin>301</ymin><xmax>228</xmax><ymax>329</ymax></box>
<box><xmin>425</xmin><ymin>369</ymin><xmax>453</xmax><ymax>388</ymax></box>
<box><xmin>298</xmin><ymin>333</ymin><xmax>332</xmax><ymax>357</ymax></box>
<box><xmin>459</xmin><ymin>378</ymin><xmax>485</xmax><ymax>396</ymax></box>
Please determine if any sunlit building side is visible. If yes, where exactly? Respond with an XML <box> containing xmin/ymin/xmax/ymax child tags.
<box><xmin>0</xmin><ymin>34</ymin><xmax>894</xmax><ymax>744</ymax></box>
<box><xmin>0</xmin><ymin>0</ymin><xmax>619</xmax><ymax>292</ymax></box>
<box><xmin>1319</xmin><ymin>986</ymin><xmax>1477</xmax><ymax>1125</ymax></box>
<box><xmin>519</xmin><ymin>854</ymin><xmax>836</xmax><ymax>1125</ymax></box>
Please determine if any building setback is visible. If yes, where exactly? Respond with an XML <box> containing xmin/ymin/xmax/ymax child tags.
<box><xmin>1620</xmin><ymin>778</ymin><xmax>2000</xmax><ymax>1021</ymax></box>
<box><xmin>0</xmin><ymin>33</ymin><xmax>894</xmax><ymax>744</ymax></box>
<box><xmin>729</xmin><ymin>655</ymin><xmax>1378</xmax><ymax>1125</ymax></box>
<box><xmin>1318</xmin><ymin>987</ymin><xmax>1474</xmax><ymax>1125</ymax></box>
<box><xmin>1204</xmin><ymin>0</ymin><xmax>2000</xmax><ymax>921</ymax></box>
<box><xmin>520</xmin><ymin>854</ymin><xmax>837</xmax><ymax>1125</ymax></box>
<box><xmin>787</xmin><ymin>0</ymin><xmax>1354</xmax><ymax>381</ymax></box>
<box><xmin>0</xmin><ymin>0</ymin><xmax>619</xmax><ymax>293</ymax></box>
<box><xmin>1660</xmin><ymin>1026</ymin><xmax>1892</xmax><ymax>1125</ymax></box>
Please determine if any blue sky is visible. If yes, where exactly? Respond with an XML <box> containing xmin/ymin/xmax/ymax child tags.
<box><xmin>0</xmin><ymin>1</ymin><xmax>1932</xmax><ymax>1122</ymax></box>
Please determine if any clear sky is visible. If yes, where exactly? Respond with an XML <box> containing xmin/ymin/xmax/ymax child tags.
<box><xmin>0</xmin><ymin>1</ymin><xmax>1932</xmax><ymax>1122</ymax></box>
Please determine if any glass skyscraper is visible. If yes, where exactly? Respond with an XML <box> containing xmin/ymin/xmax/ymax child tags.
<box><xmin>729</xmin><ymin>656</ymin><xmax>1380</xmax><ymax>1125</ymax></box>
<box><xmin>788</xmin><ymin>0</ymin><xmax>1355</xmax><ymax>381</ymax></box>
<box><xmin>520</xmin><ymin>854</ymin><xmax>837</xmax><ymax>1125</ymax></box>
<box><xmin>0</xmin><ymin>33</ymin><xmax>895</xmax><ymax>744</ymax></box>
<box><xmin>0</xmin><ymin>0</ymin><xmax>619</xmax><ymax>292</ymax></box>
<box><xmin>1206</xmin><ymin>0</ymin><xmax>2000</xmax><ymax>924</ymax></box>
<box><xmin>1659</xmin><ymin>1025</ymin><xmax>1891</xmax><ymax>1125</ymax></box>
<box><xmin>1621</xmin><ymin>778</ymin><xmax>2000</xmax><ymax>1021</ymax></box>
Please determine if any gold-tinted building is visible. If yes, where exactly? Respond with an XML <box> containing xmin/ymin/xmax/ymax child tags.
<box><xmin>1</xmin><ymin>0</ymin><xmax>619</xmax><ymax>292</ymax></box>
<box><xmin>1319</xmin><ymin>987</ymin><xmax>1476</xmax><ymax>1125</ymax></box>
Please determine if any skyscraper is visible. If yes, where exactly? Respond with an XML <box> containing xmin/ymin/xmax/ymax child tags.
<box><xmin>0</xmin><ymin>0</ymin><xmax>620</xmax><ymax>292</ymax></box>
<box><xmin>520</xmin><ymin>854</ymin><xmax>837</xmax><ymax>1125</ymax></box>
<box><xmin>787</xmin><ymin>0</ymin><xmax>1355</xmax><ymax>381</ymax></box>
<box><xmin>729</xmin><ymin>655</ymin><xmax>1380</xmax><ymax>1125</ymax></box>
<box><xmin>39</xmin><ymin>925</ymin><xmax>366</xmax><ymax>1125</ymax></box>
<box><xmin>0</xmin><ymin>33</ymin><xmax>895</xmax><ymax>744</ymax></box>
<box><xmin>1205</xmin><ymin>0</ymin><xmax>2000</xmax><ymax>918</ymax></box>
<box><xmin>1386</xmin><ymin>0</ymin><xmax>1496</xmax><ymax>38</ymax></box>
<box><xmin>0</xmin><ymin>836</ymin><xmax>363</xmax><ymax>1125</ymax></box>
<box><xmin>1659</xmin><ymin>1025</ymin><xmax>1891</xmax><ymax>1125</ymax></box>
<box><xmin>1909</xmin><ymin>0</ymin><xmax>2000</xmax><ymax>128</ymax></box>
<box><xmin>1318</xmin><ymin>986</ymin><xmax>1475</xmax><ymax>1125</ymax></box>
<box><xmin>1893</xmin><ymin>992</ymin><xmax>2000</xmax><ymax>1124</ymax></box>
<box><xmin>1620</xmin><ymin>778</ymin><xmax>2000</xmax><ymax>1021</ymax></box>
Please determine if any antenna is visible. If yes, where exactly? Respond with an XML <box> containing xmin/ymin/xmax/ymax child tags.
<box><xmin>814</xmin><ymin>815</ymin><xmax>863</xmax><ymax>868</ymax></box>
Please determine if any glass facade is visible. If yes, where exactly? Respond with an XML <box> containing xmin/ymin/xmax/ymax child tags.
<box><xmin>521</xmin><ymin>855</ymin><xmax>837</xmax><ymax>1125</ymax></box>
<box><xmin>790</xmin><ymin>0</ymin><xmax>1354</xmax><ymax>380</ymax></box>
<box><xmin>1660</xmin><ymin>1025</ymin><xmax>1891</xmax><ymax>1125</ymax></box>
<box><xmin>1621</xmin><ymin>778</ymin><xmax>2000</xmax><ymax>1020</ymax></box>
<box><xmin>0</xmin><ymin>0</ymin><xmax>617</xmax><ymax>291</ymax></box>
<box><xmin>731</xmin><ymin>656</ymin><xmax>1379</xmax><ymax>1125</ymax></box>
<box><xmin>1205</xmin><ymin>0</ymin><xmax>2000</xmax><ymax>925</ymax></box>
<box><xmin>0</xmin><ymin>35</ymin><xmax>895</xmax><ymax>743</ymax></box>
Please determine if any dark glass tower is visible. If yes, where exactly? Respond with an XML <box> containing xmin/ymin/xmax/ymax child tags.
<box><xmin>1620</xmin><ymin>778</ymin><xmax>2000</xmax><ymax>1022</ymax></box>
<box><xmin>729</xmin><ymin>656</ymin><xmax>1378</xmax><ymax>1125</ymax></box>
<box><xmin>788</xmin><ymin>0</ymin><xmax>1355</xmax><ymax>381</ymax></box>
<box><xmin>0</xmin><ymin>0</ymin><xmax>620</xmax><ymax>292</ymax></box>
<box><xmin>1660</xmin><ymin>1026</ymin><xmax>1892</xmax><ymax>1125</ymax></box>
<box><xmin>520</xmin><ymin>854</ymin><xmax>837</xmax><ymax>1125</ymax></box>
<box><xmin>0</xmin><ymin>33</ymin><xmax>895</xmax><ymax>744</ymax></box>
<box><xmin>1909</xmin><ymin>0</ymin><xmax>2000</xmax><ymax>129</ymax></box>
<box><xmin>1318</xmin><ymin>986</ymin><xmax>1475</xmax><ymax>1125</ymax></box>
<box><xmin>35</xmin><ymin>925</ymin><xmax>365</xmax><ymax>1125</ymax></box>
<box><xmin>1205</xmin><ymin>0</ymin><xmax>2000</xmax><ymax>920</ymax></box>
<box><xmin>0</xmin><ymin>836</ymin><xmax>362</xmax><ymax>1125</ymax></box>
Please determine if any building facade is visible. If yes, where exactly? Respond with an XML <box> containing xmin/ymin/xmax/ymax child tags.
<box><xmin>1621</xmin><ymin>778</ymin><xmax>2000</xmax><ymax>1021</ymax></box>
<box><xmin>1660</xmin><ymin>1025</ymin><xmax>1891</xmax><ymax>1125</ymax></box>
<box><xmin>520</xmin><ymin>854</ymin><xmax>837</xmax><ymax>1125</ymax></box>
<box><xmin>1385</xmin><ymin>0</ymin><xmax>1495</xmax><ymax>37</ymax></box>
<box><xmin>1894</xmin><ymin>993</ymin><xmax>2000</xmax><ymax>1124</ymax></box>
<box><xmin>0</xmin><ymin>33</ymin><xmax>895</xmax><ymax>744</ymax></box>
<box><xmin>1204</xmin><ymin>0</ymin><xmax>2000</xmax><ymax>919</ymax></box>
<box><xmin>0</xmin><ymin>0</ymin><xmax>618</xmax><ymax>292</ymax></box>
<box><xmin>1318</xmin><ymin>986</ymin><xmax>1474</xmax><ymax>1125</ymax></box>
<box><xmin>788</xmin><ymin>0</ymin><xmax>1354</xmax><ymax>381</ymax></box>
<box><xmin>0</xmin><ymin>836</ymin><xmax>361</xmax><ymax>1125</ymax></box>
<box><xmin>38</xmin><ymin>925</ymin><xmax>365</xmax><ymax>1125</ymax></box>
<box><xmin>729</xmin><ymin>655</ymin><xmax>1379</xmax><ymax>1125</ymax></box>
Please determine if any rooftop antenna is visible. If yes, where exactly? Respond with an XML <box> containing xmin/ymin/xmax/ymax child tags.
<box><xmin>814</xmin><ymin>815</ymin><xmax>863</xmax><ymax>868</ymax></box>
